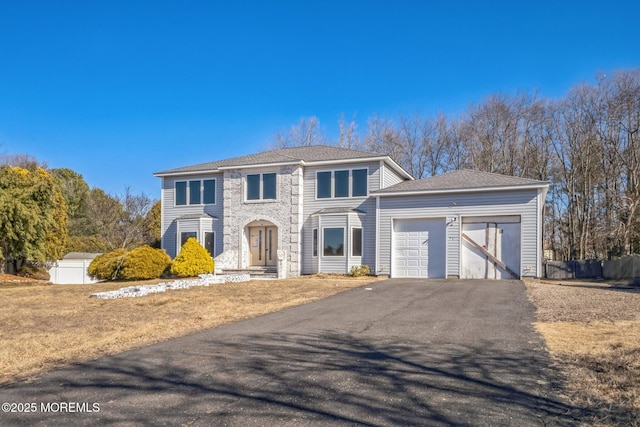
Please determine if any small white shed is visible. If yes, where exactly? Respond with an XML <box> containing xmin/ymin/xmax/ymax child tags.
<box><xmin>48</xmin><ymin>252</ymin><xmax>102</xmax><ymax>284</ymax></box>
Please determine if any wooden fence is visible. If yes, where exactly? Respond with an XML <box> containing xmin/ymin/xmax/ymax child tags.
<box><xmin>544</xmin><ymin>255</ymin><xmax>640</xmax><ymax>280</ymax></box>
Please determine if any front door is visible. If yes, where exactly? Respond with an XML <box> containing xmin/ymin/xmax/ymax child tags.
<box><xmin>249</xmin><ymin>226</ymin><xmax>278</xmax><ymax>266</ymax></box>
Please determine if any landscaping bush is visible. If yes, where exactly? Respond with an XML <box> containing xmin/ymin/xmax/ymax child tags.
<box><xmin>120</xmin><ymin>245</ymin><xmax>171</xmax><ymax>280</ymax></box>
<box><xmin>17</xmin><ymin>261</ymin><xmax>50</xmax><ymax>281</ymax></box>
<box><xmin>349</xmin><ymin>264</ymin><xmax>371</xmax><ymax>277</ymax></box>
<box><xmin>88</xmin><ymin>248</ymin><xmax>127</xmax><ymax>280</ymax></box>
<box><xmin>170</xmin><ymin>238</ymin><xmax>214</xmax><ymax>277</ymax></box>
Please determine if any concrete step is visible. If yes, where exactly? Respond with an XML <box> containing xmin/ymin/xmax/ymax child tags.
<box><xmin>221</xmin><ymin>267</ymin><xmax>278</xmax><ymax>279</ymax></box>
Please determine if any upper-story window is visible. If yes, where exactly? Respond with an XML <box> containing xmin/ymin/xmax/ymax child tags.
<box><xmin>175</xmin><ymin>179</ymin><xmax>216</xmax><ymax>206</ymax></box>
<box><xmin>247</xmin><ymin>173</ymin><xmax>277</xmax><ymax>201</ymax></box>
<box><xmin>316</xmin><ymin>168</ymin><xmax>368</xmax><ymax>199</ymax></box>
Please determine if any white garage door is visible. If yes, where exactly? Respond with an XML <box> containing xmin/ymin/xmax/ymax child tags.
<box><xmin>393</xmin><ymin>218</ymin><xmax>446</xmax><ymax>278</ymax></box>
<box><xmin>461</xmin><ymin>216</ymin><xmax>521</xmax><ymax>279</ymax></box>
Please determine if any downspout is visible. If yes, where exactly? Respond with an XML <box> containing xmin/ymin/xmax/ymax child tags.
<box><xmin>375</xmin><ymin>195</ymin><xmax>380</xmax><ymax>275</ymax></box>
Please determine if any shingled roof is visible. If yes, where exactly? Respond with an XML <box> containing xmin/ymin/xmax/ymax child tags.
<box><xmin>373</xmin><ymin>169</ymin><xmax>548</xmax><ymax>195</ymax></box>
<box><xmin>154</xmin><ymin>145</ymin><xmax>406</xmax><ymax>176</ymax></box>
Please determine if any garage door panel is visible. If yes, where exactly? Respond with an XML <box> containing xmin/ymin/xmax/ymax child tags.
<box><xmin>407</xmin><ymin>259</ymin><xmax>420</xmax><ymax>268</ymax></box>
<box><xmin>461</xmin><ymin>217</ymin><xmax>521</xmax><ymax>279</ymax></box>
<box><xmin>393</xmin><ymin>218</ymin><xmax>446</xmax><ymax>278</ymax></box>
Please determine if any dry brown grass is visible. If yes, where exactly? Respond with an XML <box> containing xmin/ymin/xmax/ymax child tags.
<box><xmin>525</xmin><ymin>279</ymin><xmax>640</xmax><ymax>426</ymax></box>
<box><xmin>0</xmin><ymin>274</ymin><xmax>379</xmax><ymax>386</ymax></box>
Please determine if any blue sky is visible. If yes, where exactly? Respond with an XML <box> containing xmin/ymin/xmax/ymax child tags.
<box><xmin>1</xmin><ymin>1</ymin><xmax>639</xmax><ymax>199</ymax></box>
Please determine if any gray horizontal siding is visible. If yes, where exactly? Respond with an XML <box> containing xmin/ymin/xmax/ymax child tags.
<box><xmin>318</xmin><ymin>215</ymin><xmax>347</xmax><ymax>273</ymax></box>
<box><xmin>161</xmin><ymin>173</ymin><xmax>224</xmax><ymax>258</ymax></box>
<box><xmin>446</xmin><ymin>215</ymin><xmax>460</xmax><ymax>277</ymax></box>
<box><xmin>302</xmin><ymin>216</ymin><xmax>320</xmax><ymax>274</ymax></box>
<box><xmin>347</xmin><ymin>215</ymin><xmax>364</xmax><ymax>272</ymax></box>
<box><xmin>381</xmin><ymin>163</ymin><xmax>406</xmax><ymax>189</ymax></box>
<box><xmin>302</xmin><ymin>161</ymin><xmax>380</xmax><ymax>273</ymax></box>
<box><xmin>378</xmin><ymin>189</ymin><xmax>541</xmax><ymax>277</ymax></box>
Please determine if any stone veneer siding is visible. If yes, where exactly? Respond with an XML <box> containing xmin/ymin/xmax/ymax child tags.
<box><xmin>219</xmin><ymin>165</ymin><xmax>302</xmax><ymax>277</ymax></box>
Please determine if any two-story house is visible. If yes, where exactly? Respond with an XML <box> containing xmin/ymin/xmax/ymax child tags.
<box><xmin>154</xmin><ymin>145</ymin><xmax>548</xmax><ymax>280</ymax></box>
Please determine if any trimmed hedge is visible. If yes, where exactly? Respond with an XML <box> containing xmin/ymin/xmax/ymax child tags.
<box><xmin>170</xmin><ymin>238</ymin><xmax>214</xmax><ymax>277</ymax></box>
<box><xmin>120</xmin><ymin>245</ymin><xmax>171</xmax><ymax>280</ymax></box>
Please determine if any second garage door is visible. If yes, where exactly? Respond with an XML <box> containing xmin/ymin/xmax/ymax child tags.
<box><xmin>392</xmin><ymin>218</ymin><xmax>446</xmax><ymax>278</ymax></box>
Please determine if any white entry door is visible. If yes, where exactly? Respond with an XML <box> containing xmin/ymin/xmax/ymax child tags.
<box><xmin>393</xmin><ymin>218</ymin><xmax>446</xmax><ymax>278</ymax></box>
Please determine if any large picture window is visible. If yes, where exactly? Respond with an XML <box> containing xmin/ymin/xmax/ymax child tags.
<box><xmin>323</xmin><ymin>228</ymin><xmax>344</xmax><ymax>256</ymax></box>
<box><xmin>175</xmin><ymin>179</ymin><xmax>216</xmax><ymax>205</ymax></box>
<box><xmin>316</xmin><ymin>168</ymin><xmax>368</xmax><ymax>199</ymax></box>
<box><xmin>247</xmin><ymin>173</ymin><xmax>277</xmax><ymax>200</ymax></box>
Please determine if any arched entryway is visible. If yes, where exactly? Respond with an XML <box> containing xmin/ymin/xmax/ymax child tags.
<box><xmin>246</xmin><ymin>220</ymin><xmax>278</xmax><ymax>267</ymax></box>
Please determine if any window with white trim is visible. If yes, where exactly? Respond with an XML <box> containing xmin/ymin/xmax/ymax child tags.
<box><xmin>316</xmin><ymin>168</ymin><xmax>368</xmax><ymax>199</ymax></box>
<box><xmin>175</xmin><ymin>179</ymin><xmax>216</xmax><ymax>206</ymax></box>
<box><xmin>180</xmin><ymin>232</ymin><xmax>197</xmax><ymax>247</ymax></box>
<box><xmin>352</xmin><ymin>228</ymin><xmax>362</xmax><ymax>257</ymax></box>
<box><xmin>323</xmin><ymin>228</ymin><xmax>344</xmax><ymax>256</ymax></box>
<box><xmin>312</xmin><ymin>228</ymin><xmax>318</xmax><ymax>257</ymax></box>
<box><xmin>247</xmin><ymin>173</ymin><xmax>277</xmax><ymax>201</ymax></box>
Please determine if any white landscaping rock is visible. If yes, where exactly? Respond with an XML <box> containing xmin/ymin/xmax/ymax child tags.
<box><xmin>90</xmin><ymin>273</ymin><xmax>249</xmax><ymax>299</ymax></box>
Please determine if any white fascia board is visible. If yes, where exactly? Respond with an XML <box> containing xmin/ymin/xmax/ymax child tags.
<box><xmin>384</xmin><ymin>157</ymin><xmax>414</xmax><ymax>180</ymax></box>
<box><xmin>374</xmin><ymin>183</ymin><xmax>550</xmax><ymax>197</ymax></box>
<box><xmin>154</xmin><ymin>160</ymin><xmax>304</xmax><ymax>177</ymax></box>
<box><xmin>302</xmin><ymin>156</ymin><xmax>387</xmax><ymax>167</ymax></box>
<box><xmin>154</xmin><ymin>170</ymin><xmax>221</xmax><ymax>177</ymax></box>
<box><xmin>217</xmin><ymin>160</ymin><xmax>303</xmax><ymax>171</ymax></box>
<box><xmin>310</xmin><ymin>211</ymin><xmax>366</xmax><ymax>217</ymax></box>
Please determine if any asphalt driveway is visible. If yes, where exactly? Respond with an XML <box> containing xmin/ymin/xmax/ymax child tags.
<box><xmin>0</xmin><ymin>279</ymin><xmax>582</xmax><ymax>426</ymax></box>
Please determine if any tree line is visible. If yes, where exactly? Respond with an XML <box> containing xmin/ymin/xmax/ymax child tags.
<box><xmin>0</xmin><ymin>155</ymin><xmax>159</xmax><ymax>273</ymax></box>
<box><xmin>2</xmin><ymin>68</ymin><xmax>638</xmax><ymax>269</ymax></box>
<box><xmin>272</xmin><ymin>69</ymin><xmax>640</xmax><ymax>260</ymax></box>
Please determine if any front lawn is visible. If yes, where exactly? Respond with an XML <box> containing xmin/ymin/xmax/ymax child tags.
<box><xmin>0</xmin><ymin>275</ymin><xmax>378</xmax><ymax>385</ymax></box>
<box><xmin>525</xmin><ymin>279</ymin><xmax>640</xmax><ymax>426</ymax></box>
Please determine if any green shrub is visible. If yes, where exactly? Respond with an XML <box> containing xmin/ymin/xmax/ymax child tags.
<box><xmin>170</xmin><ymin>238</ymin><xmax>214</xmax><ymax>277</ymax></box>
<box><xmin>120</xmin><ymin>245</ymin><xmax>171</xmax><ymax>280</ymax></box>
<box><xmin>349</xmin><ymin>264</ymin><xmax>371</xmax><ymax>277</ymax></box>
<box><xmin>88</xmin><ymin>248</ymin><xmax>127</xmax><ymax>280</ymax></box>
<box><xmin>17</xmin><ymin>262</ymin><xmax>50</xmax><ymax>281</ymax></box>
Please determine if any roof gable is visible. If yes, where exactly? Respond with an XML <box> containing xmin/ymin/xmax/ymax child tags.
<box><xmin>373</xmin><ymin>169</ymin><xmax>548</xmax><ymax>195</ymax></box>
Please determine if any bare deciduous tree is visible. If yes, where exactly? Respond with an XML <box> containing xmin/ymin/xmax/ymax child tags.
<box><xmin>270</xmin><ymin>68</ymin><xmax>640</xmax><ymax>259</ymax></box>
<box><xmin>271</xmin><ymin>116</ymin><xmax>328</xmax><ymax>149</ymax></box>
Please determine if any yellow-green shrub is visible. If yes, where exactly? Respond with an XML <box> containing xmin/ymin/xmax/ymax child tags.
<box><xmin>349</xmin><ymin>264</ymin><xmax>371</xmax><ymax>277</ymax></box>
<box><xmin>120</xmin><ymin>245</ymin><xmax>171</xmax><ymax>280</ymax></box>
<box><xmin>88</xmin><ymin>248</ymin><xmax>127</xmax><ymax>280</ymax></box>
<box><xmin>170</xmin><ymin>238</ymin><xmax>214</xmax><ymax>277</ymax></box>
